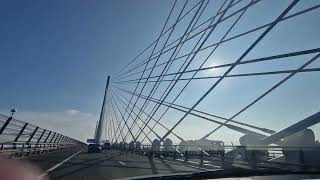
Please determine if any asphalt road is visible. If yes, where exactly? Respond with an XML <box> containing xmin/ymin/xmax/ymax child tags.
<box><xmin>28</xmin><ymin>148</ymin><xmax>208</xmax><ymax>180</ymax></box>
<box><xmin>15</xmin><ymin>147</ymin><xmax>320</xmax><ymax>180</ymax></box>
<box><xmin>25</xmin><ymin>146</ymin><xmax>83</xmax><ymax>171</ymax></box>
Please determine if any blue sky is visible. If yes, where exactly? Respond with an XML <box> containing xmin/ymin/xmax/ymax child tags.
<box><xmin>0</xmin><ymin>0</ymin><xmax>173</xmax><ymax>141</ymax></box>
<box><xmin>0</xmin><ymin>0</ymin><xmax>172</xmax><ymax>112</ymax></box>
<box><xmin>0</xmin><ymin>0</ymin><xmax>319</xmax><ymax>143</ymax></box>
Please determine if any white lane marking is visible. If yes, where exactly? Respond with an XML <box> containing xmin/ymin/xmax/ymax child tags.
<box><xmin>188</xmin><ymin>160</ymin><xmax>198</xmax><ymax>164</ymax></box>
<box><xmin>187</xmin><ymin>160</ymin><xmax>220</xmax><ymax>168</ymax></box>
<box><xmin>118</xmin><ymin>161</ymin><xmax>126</xmax><ymax>166</ymax></box>
<box><xmin>161</xmin><ymin>159</ymin><xmax>212</xmax><ymax>171</ymax></box>
<box><xmin>46</xmin><ymin>149</ymin><xmax>84</xmax><ymax>172</ymax></box>
<box><xmin>39</xmin><ymin>148</ymin><xmax>84</xmax><ymax>178</ymax></box>
<box><xmin>203</xmin><ymin>163</ymin><xmax>220</xmax><ymax>168</ymax></box>
<box><xmin>167</xmin><ymin>158</ymin><xmax>220</xmax><ymax>169</ymax></box>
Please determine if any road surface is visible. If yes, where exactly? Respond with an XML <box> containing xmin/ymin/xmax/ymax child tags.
<box><xmin>26</xmin><ymin>148</ymin><xmax>210</xmax><ymax>179</ymax></box>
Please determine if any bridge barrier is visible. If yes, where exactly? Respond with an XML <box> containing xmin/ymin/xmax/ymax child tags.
<box><xmin>111</xmin><ymin>143</ymin><xmax>320</xmax><ymax>171</ymax></box>
<box><xmin>0</xmin><ymin>114</ymin><xmax>84</xmax><ymax>158</ymax></box>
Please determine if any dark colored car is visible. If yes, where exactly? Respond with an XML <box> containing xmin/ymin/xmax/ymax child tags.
<box><xmin>102</xmin><ymin>142</ymin><xmax>111</xmax><ymax>150</ymax></box>
<box><xmin>88</xmin><ymin>143</ymin><xmax>102</xmax><ymax>153</ymax></box>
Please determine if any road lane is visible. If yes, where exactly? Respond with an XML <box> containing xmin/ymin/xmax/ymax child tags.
<box><xmin>26</xmin><ymin>146</ymin><xmax>83</xmax><ymax>171</ymax></box>
<box><xmin>48</xmin><ymin>150</ymin><xmax>205</xmax><ymax>179</ymax></box>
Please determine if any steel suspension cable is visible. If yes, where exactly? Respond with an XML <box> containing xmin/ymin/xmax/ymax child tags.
<box><xmin>160</xmin><ymin>0</ymin><xmax>300</xmax><ymax>141</ymax></box>
<box><xmin>114</xmin><ymin>0</ymin><xmax>206</xmax><ymax>79</ymax></box>
<box><xmin>112</xmin><ymin>88</ymin><xmax>185</xmax><ymax>142</ymax></box>
<box><xmin>110</xmin><ymin>90</ymin><xmax>153</xmax><ymax>143</ymax></box>
<box><xmin>132</xmin><ymin>0</ymin><xmax>230</xmax><ymax>141</ymax></box>
<box><xmin>123</xmin><ymin>0</ymin><xmax>210</xmax><ymax>142</ymax></box>
<box><xmin>112</xmin><ymin>90</ymin><xmax>162</xmax><ymax>142</ymax></box>
<box><xmin>115</xmin><ymin>48</ymin><xmax>320</xmax><ymax>83</ymax></box>
<box><xmin>134</xmin><ymin>0</ymin><xmax>236</xmax><ymax>141</ymax></box>
<box><xmin>118</xmin><ymin>68</ymin><xmax>320</xmax><ymax>84</ymax></box>
<box><xmin>109</xmin><ymin>106</ymin><xmax>116</xmax><ymax>143</ymax></box>
<box><xmin>201</xmin><ymin>52</ymin><xmax>320</xmax><ymax>139</ymax></box>
<box><xmin>137</xmin><ymin>0</ymin><xmax>260</xmax><ymax>142</ymax></box>
<box><xmin>109</xmin><ymin>95</ymin><xmax>126</xmax><ymax>142</ymax></box>
<box><xmin>116</xmin><ymin>0</ymin><xmax>261</xmax><ymax>79</ymax></box>
<box><xmin>120</xmin><ymin>0</ymin><xmax>203</xmax><ymax>141</ymax></box>
<box><xmin>110</xmin><ymin>92</ymin><xmax>137</xmax><ymax>141</ymax></box>
<box><xmin>115</xmin><ymin>0</ymin><xmax>244</xmax><ymax>79</ymax></box>
<box><xmin>128</xmin><ymin>0</ymin><xmax>229</xmax><ymax>141</ymax></box>
<box><xmin>115</xmin><ymin>0</ymin><xmax>179</xmax><ymax>142</ymax></box>
<box><xmin>117</xmin><ymin>3</ymin><xmax>320</xmax><ymax>81</ymax></box>
<box><xmin>112</xmin><ymin>86</ymin><xmax>272</xmax><ymax>139</ymax></box>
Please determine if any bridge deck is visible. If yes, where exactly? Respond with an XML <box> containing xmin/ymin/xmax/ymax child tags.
<box><xmin>28</xmin><ymin>149</ymin><xmax>208</xmax><ymax>179</ymax></box>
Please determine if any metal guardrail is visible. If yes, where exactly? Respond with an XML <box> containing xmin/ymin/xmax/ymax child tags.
<box><xmin>0</xmin><ymin>142</ymin><xmax>75</xmax><ymax>157</ymax></box>
<box><xmin>111</xmin><ymin>143</ymin><xmax>320</xmax><ymax>171</ymax></box>
<box><xmin>0</xmin><ymin>114</ymin><xmax>84</xmax><ymax>157</ymax></box>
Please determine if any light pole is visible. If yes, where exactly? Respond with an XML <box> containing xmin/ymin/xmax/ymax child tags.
<box><xmin>0</xmin><ymin>109</ymin><xmax>17</xmax><ymax>135</ymax></box>
<box><xmin>10</xmin><ymin>109</ymin><xmax>16</xmax><ymax>117</ymax></box>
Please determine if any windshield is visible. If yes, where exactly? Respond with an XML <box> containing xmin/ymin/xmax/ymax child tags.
<box><xmin>0</xmin><ymin>0</ymin><xmax>319</xmax><ymax>179</ymax></box>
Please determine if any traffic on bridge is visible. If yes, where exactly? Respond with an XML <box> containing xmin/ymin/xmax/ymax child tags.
<box><xmin>1</xmin><ymin>0</ymin><xmax>320</xmax><ymax>179</ymax></box>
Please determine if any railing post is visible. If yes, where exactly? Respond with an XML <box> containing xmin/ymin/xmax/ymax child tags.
<box><xmin>184</xmin><ymin>150</ymin><xmax>189</xmax><ymax>162</ymax></box>
<box><xmin>60</xmin><ymin>137</ymin><xmax>66</xmax><ymax>144</ymax></box>
<box><xmin>20</xmin><ymin>144</ymin><xmax>25</xmax><ymax>157</ymax></box>
<box><xmin>43</xmin><ymin>131</ymin><xmax>52</xmax><ymax>149</ymax></box>
<box><xmin>13</xmin><ymin>123</ymin><xmax>28</xmax><ymax>151</ymax></box>
<box><xmin>43</xmin><ymin>131</ymin><xmax>52</xmax><ymax>143</ymax></box>
<box><xmin>52</xmin><ymin>134</ymin><xmax>60</xmax><ymax>149</ymax></box>
<box><xmin>248</xmin><ymin>150</ymin><xmax>257</xmax><ymax>169</ymax></box>
<box><xmin>55</xmin><ymin>135</ymin><xmax>63</xmax><ymax>148</ymax></box>
<box><xmin>53</xmin><ymin>134</ymin><xmax>60</xmax><ymax>143</ymax></box>
<box><xmin>58</xmin><ymin>135</ymin><xmax>64</xmax><ymax>143</ymax></box>
<box><xmin>36</xmin><ymin>129</ymin><xmax>46</xmax><ymax>145</ymax></box>
<box><xmin>200</xmin><ymin>151</ymin><xmax>204</xmax><ymax>165</ymax></box>
<box><xmin>63</xmin><ymin>138</ymin><xmax>67</xmax><ymax>144</ymax></box>
<box><xmin>299</xmin><ymin>147</ymin><xmax>305</xmax><ymax>164</ymax></box>
<box><xmin>49</xmin><ymin>132</ymin><xmax>57</xmax><ymax>146</ymax></box>
<box><xmin>0</xmin><ymin>116</ymin><xmax>12</xmax><ymax>135</ymax></box>
<box><xmin>58</xmin><ymin>136</ymin><xmax>64</xmax><ymax>144</ymax></box>
<box><xmin>14</xmin><ymin>123</ymin><xmax>28</xmax><ymax>142</ymax></box>
<box><xmin>27</xmin><ymin>126</ymin><xmax>39</xmax><ymax>143</ymax></box>
<box><xmin>220</xmin><ymin>150</ymin><xmax>225</xmax><ymax>166</ymax></box>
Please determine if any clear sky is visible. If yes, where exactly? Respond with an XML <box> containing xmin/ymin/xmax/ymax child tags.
<box><xmin>0</xmin><ymin>0</ymin><xmax>319</xmax><ymax>143</ymax></box>
<box><xmin>0</xmin><ymin>0</ymin><xmax>173</xmax><ymax>112</ymax></box>
<box><xmin>0</xmin><ymin>0</ymin><xmax>174</xmax><ymax>141</ymax></box>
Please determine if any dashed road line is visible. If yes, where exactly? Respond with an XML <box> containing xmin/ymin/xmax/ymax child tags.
<box><xmin>161</xmin><ymin>158</ymin><xmax>211</xmax><ymax>171</ymax></box>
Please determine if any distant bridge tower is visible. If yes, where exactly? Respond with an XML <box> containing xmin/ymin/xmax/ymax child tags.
<box><xmin>94</xmin><ymin>76</ymin><xmax>110</xmax><ymax>143</ymax></box>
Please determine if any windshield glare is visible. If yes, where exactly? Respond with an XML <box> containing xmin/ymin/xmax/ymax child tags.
<box><xmin>0</xmin><ymin>0</ymin><xmax>319</xmax><ymax>179</ymax></box>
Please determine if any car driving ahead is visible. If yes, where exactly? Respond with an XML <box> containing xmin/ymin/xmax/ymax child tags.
<box><xmin>88</xmin><ymin>143</ymin><xmax>102</xmax><ymax>153</ymax></box>
<box><xmin>102</xmin><ymin>142</ymin><xmax>111</xmax><ymax>150</ymax></box>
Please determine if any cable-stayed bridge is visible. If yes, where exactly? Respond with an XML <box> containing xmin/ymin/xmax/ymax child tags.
<box><xmin>1</xmin><ymin>0</ymin><xmax>320</xmax><ymax>179</ymax></box>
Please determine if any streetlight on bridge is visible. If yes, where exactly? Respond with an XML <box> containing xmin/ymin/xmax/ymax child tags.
<box><xmin>0</xmin><ymin>109</ymin><xmax>17</xmax><ymax>135</ymax></box>
<box><xmin>10</xmin><ymin>109</ymin><xmax>16</xmax><ymax>118</ymax></box>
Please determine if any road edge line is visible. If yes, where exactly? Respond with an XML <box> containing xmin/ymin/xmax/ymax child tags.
<box><xmin>39</xmin><ymin>148</ymin><xmax>84</xmax><ymax>178</ymax></box>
